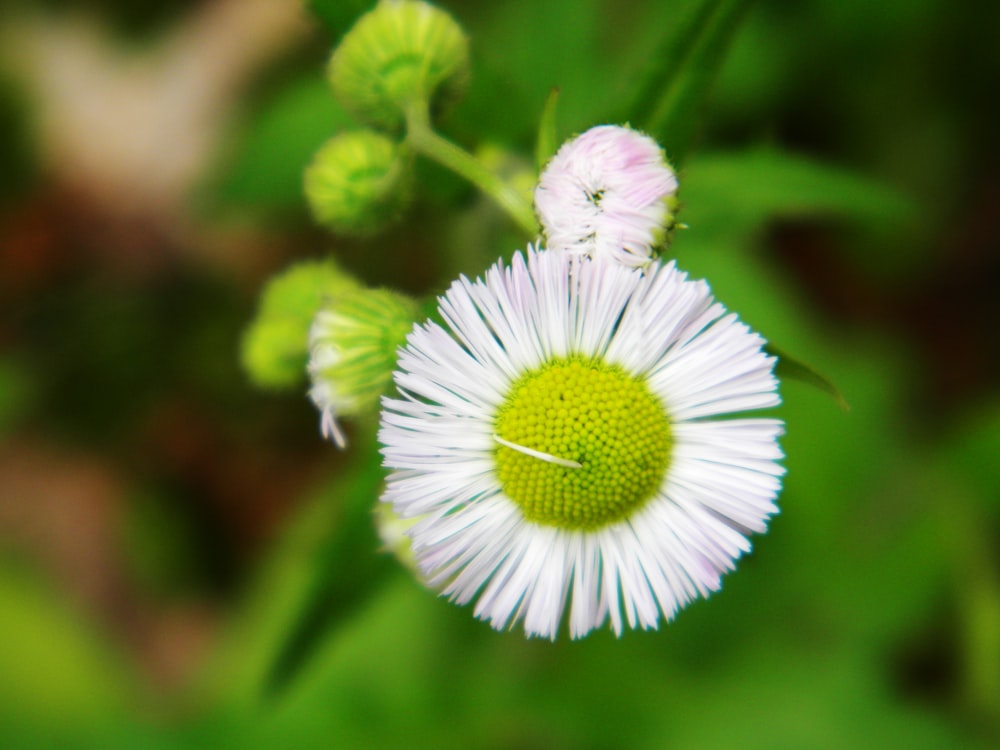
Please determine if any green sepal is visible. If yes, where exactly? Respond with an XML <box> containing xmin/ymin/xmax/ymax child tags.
<box><xmin>309</xmin><ymin>287</ymin><xmax>420</xmax><ymax>418</ymax></box>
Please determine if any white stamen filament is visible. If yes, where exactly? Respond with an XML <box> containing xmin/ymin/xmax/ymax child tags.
<box><xmin>493</xmin><ymin>435</ymin><xmax>582</xmax><ymax>469</ymax></box>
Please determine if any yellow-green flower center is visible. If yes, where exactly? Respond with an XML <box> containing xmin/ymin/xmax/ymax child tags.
<box><xmin>494</xmin><ymin>357</ymin><xmax>672</xmax><ymax>531</ymax></box>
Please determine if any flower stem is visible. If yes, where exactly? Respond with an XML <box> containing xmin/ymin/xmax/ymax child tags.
<box><xmin>405</xmin><ymin>104</ymin><xmax>539</xmax><ymax>236</ymax></box>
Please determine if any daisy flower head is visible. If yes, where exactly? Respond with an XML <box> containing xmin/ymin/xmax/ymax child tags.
<box><xmin>379</xmin><ymin>248</ymin><xmax>784</xmax><ymax>639</ymax></box>
<box><xmin>534</xmin><ymin>125</ymin><xmax>679</xmax><ymax>268</ymax></box>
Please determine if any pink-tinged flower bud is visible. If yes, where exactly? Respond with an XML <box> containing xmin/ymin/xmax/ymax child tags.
<box><xmin>535</xmin><ymin>125</ymin><xmax>679</xmax><ymax>267</ymax></box>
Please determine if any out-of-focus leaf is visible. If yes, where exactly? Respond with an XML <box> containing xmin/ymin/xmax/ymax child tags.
<box><xmin>0</xmin><ymin>357</ymin><xmax>33</xmax><ymax>438</ymax></box>
<box><xmin>939</xmin><ymin>402</ymin><xmax>1000</xmax><ymax>510</ymax></box>
<box><xmin>0</xmin><ymin>562</ymin><xmax>135</xmax><ymax>726</ymax></box>
<box><xmin>120</xmin><ymin>486</ymin><xmax>207</xmax><ymax>598</ymax></box>
<box><xmin>202</xmin><ymin>569</ymin><xmax>974</xmax><ymax>750</ymax></box>
<box><xmin>632</xmin><ymin>0</ymin><xmax>750</xmax><ymax>164</ymax></box>
<box><xmin>681</xmin><ymin>146</ymin><xmax>916</xmax><ymax>236</ymax></box>
<box><xmin>621</xmin><ymin>0</ymin><xmax>715</xmax><ymax>123</ymax></box>
<box><xmin>458</xmin><ymin>0</ymin><xmax>610</xmax><ymax>140</ymax></box>
<box><xmin>260</xmin><ymin>448</ymin><xmax>394</xmax><ymax>698</ymax></box>
<box><xmin>202</xmin><ymin>425</ymin><xmax>392</xmax><ymax>703</ymax></box>
<box><xmin>663</xmin><ymin>642</ymin><xmax>970</xmax><ymax>750</ymax></box>
<box><xmin>535</xmin><ymin>87</ymin><xmax>560</xmax><ymax>172</ymax></box>
<box><xmin>306</xmin><ymin>0</ymin><xmax>377</xmax><ymax>37</ymax></box>
<box><xmin>775</xmin><ymin>337</ymin><xmax>962</xmax><ymax>647</ymax></box>
<box><xmin>767</xmin><ymin>344</ymin><xmax>850</xmax><ymax>411</ymax></box>
<box><xmin>954</xmin><ymin>507</ymin><xmax>1000</xmax><ymax>724</ymax></box>
<box><xmin>212</xmin><ymin>75</ymin><xmax>356</xmax><ymax>216</ymax></box>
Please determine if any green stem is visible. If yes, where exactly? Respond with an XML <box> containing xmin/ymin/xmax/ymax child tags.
<box><xmin>405</xmin><ymin>104</ymin><xmax>539</xmax><ymax>236</ymax></box>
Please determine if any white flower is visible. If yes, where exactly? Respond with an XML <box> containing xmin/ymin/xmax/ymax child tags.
<box><xmin>379</xmin><ymin>248</ymin><xmax>784</xmax><ymax>639</ymax></box>
<box><xmin>534</xmin><ymin>125</ymin><xmax>679</xmax><ymax>268</ymax></box>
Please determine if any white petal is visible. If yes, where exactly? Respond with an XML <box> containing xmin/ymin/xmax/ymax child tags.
<box><xmin>379</xmin><ymin>248</ymin><xmax>784</xmax><ymax>638</ymax></box>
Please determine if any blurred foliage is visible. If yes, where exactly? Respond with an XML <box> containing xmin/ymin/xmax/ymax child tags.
<box><xmin>212</xmin><ymin>74</ymin><xmax>357</xmax><ymax>222</ymax></box>
<box><xmin>0</xmin><ymin>560</ymin><xmax>137</xmax><ymax>746</ymax></box>
<box><xmin>681</xmin><ymin>147</ymin><xmax>915</xmax><ymax>237</ymax></box>
<box><xmin>0</xmin><ymin>72</ymin><xmax>37</xmax><ymax>207</ymax></box>
<box><xmin>0</xmin><ymin>0</ymin><xmax>998</xmax><ymax>748</ymax></box>
<box><xmin>628</xmin><ymin>0</ymin><xmax>749</xmax><ymax>163</ymax></box>
<box><xmin>0</xmin><ymin>357</ymin><xmax>35</xmax><ymax>437</ymax></box>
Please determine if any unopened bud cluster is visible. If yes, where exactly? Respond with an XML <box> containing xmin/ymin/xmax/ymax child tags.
<box><xmin>248</xmin><ymin>5</ymin><xmax>687</xmax><ymax>461</ymax></box>
<box><xmin>305</xmin><ymin>0</ymin><xmax>470</xmax><ymax>238</ymax></box>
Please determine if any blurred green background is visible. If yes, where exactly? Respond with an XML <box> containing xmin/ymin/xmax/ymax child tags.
<box><xmin>1</xmin><ymin>0</ymin><xmax>998</xmax><ymax>747</ymax></box>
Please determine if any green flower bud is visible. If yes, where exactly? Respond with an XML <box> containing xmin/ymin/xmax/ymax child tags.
<box><xmin>328</xmin><ymin>0</ymin><xmax>470</xmax><ymax>131</ymax></box>
<box><xmin>304</xmin><ymin>130</ymin><xmax>413</xmax><ymax>236</ymax></box>
<box><xmin>241</xmin><ymin>260</ymin><xmax>361</xmax><ymax>389</ymax></box>
<box><xmin>308</xmin><ymin>287</ymin><xmax>419</xmax><ymax>447</ymax></box>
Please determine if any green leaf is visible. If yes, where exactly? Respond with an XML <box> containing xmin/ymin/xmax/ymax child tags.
<box><xmin>535</xmin><ymin>87</ymin><xmax>560</xmax><ymax>172</ymax></box>
<box><xmin>0</xmin><ymin>561</ymin><xmax>135</xmax><ymax>727</ymax></box>
<box><xmin>629</xmin><ymin>0</ymin><xmax>751</xmax><ymax>164</ymax></box>
<box><xmin>767</xmin><ymin>343</ymin><xmax>850</xmax><ymax>411</ymax></box>
<box><xmin>203</xmin><ymin>427</ymin><xmax>393</xmax><ymax>703</ymax></box>
<box><xmin>938</xmin><ymin>400</ymin><xmax>1000</xmax><ymax>510</ymax></box>
<box><xmin>622</xmin><ymin>0</ymin><xmax>717</xmax><ymax>123</ymax></box>
<box><xmin>681</xmin><ymin>146</ymin><xmax>916</xmax><ymax>236</ymax></box>
<box><xmin>261</xmin><ymin>487</ymin><xmax>395</xmax><ymax>698</ymax></box>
